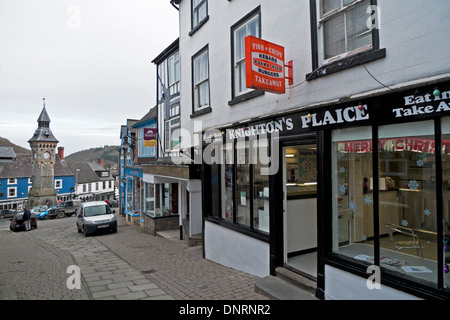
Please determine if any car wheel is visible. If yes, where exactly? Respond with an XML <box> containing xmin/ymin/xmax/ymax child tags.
<box><xmin>57</xmin><ymin>211</ymin><xmax>65</xmax><ymax>219</ymax></box>
<box><xmin>83</xmin><ymin>226</ymin><xmax>89</xmax><ymax>237</ymax></box>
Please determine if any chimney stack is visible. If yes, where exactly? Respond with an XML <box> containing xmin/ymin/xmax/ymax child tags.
<box><xmin>58</xmin><ymin>146</ymin><xmax>64</xmax><ymax>160</ymax></box>
<box><xmin>98</xmin><ymin>158</ymin><xmax>104</xmax><ymax>168</ymax></box>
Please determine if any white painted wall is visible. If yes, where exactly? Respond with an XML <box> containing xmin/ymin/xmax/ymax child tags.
<box><xmin>324</xmin><ymin>265</ymin><xmax>422</xmax><ymax>300</ymax></box>
<box><xmin>205</xmin><ymin>221</ymin><xmax>270</xmax><ymax>278</ymax></box>
<box><xmin>178</xmin><ymin>0</ymin><xmax>450</xmax><ymax>138</ymax></box>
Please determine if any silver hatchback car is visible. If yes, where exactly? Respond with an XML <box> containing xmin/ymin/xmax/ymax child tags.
<box><xmin>76</xmin><ymin>201</ymin><xmax>117</xmax><ymax>236</ymax></box>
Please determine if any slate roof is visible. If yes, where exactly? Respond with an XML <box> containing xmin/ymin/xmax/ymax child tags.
<box><xmin>133</xmin><ymin>106</ymin><xmax>157</xmax><ymax>128</ymax></box>
<box><xmin>0</xmin><ymin>154</ymin><xmax>74</xmax><ymax>179</ymax></box>
<box><xmin>28</xmin><ymin>107</ymin><xmax>59</xmax><ymax>143</ymax></box>
<box><xmin>0</xmin><ymin>147</ymin><xmax>16</xmax><ymax>161</ymax></box>
<box><xmin>66</xmin><ymin>161</ymin><xmax>113</xmax><ymax>184</ymax></box>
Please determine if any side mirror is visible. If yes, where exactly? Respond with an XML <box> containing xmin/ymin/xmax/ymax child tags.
<box><xmin>112</xmin><ymin>210</ymin><xmax>116</xmax><ymax>214</ymax></box>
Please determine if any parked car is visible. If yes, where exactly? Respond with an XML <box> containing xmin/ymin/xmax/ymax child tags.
<box><xmin>37</xmin><ymin>206</ymin><xmax>65</xmax><ymax>220</ymax></box>
<box><xmin>10</xmin><ymin>211</ymin><xmax>37</xmax><ymax>232</ymax></box>
<box><xmin>76</xmin><ymin>201</ymin><xmax>117</xmax><ymax>237</ymax></box>
<box><xmin>31</xmin><ymin>205</ymin><xmax>48</xmax><ymax>216</ymax></box>
<box><xmin>0</xmin><ymin>209</ymin><xmax>17</xmax><ymax>219</ymax></box>
<box><xmin>56</xmin><ymin>200</ymin><xmax>81</xmax><ymax>217</ymax></box>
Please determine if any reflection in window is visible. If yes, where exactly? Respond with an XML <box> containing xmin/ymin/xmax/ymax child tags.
<box><xmin>441</xmin><ymin>117</ymin><xmax>450</xmax><ymax>291</ymax></box>
<box><xmin>286</xmin><ymin>145</ymin><xmax>317</xmax><ymax>199</ymax></box>
<box><xmin>236</xmin><ymin>140</ymin><xmax>250</xmax><ymax>227</ymax></box>
<box><xmin>378</xmin><ymin>121</ymin><xmax>438</xmax><ymax>287</ymax></box>
<box><xmin>219</xmin><ymin>137</ymin><xmax>270</xmax><ymax>233</ymax></box>
<box><xmin>222</xmin><ymin>142</ymin><xmax>234</xmax><ymax>222</ymax></box>
<box><xmin>253</xmin><ymin>137</ymin><xmax>269</xmax><ymax>232</ymax></box>
<box><xmin>332</xmin><ymin>127</ymin><xmax>373</xmax><ymax>260</ymax></box>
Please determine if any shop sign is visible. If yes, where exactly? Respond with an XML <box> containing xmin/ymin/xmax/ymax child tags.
<box><xmin>124</xmin><ymin>167</ymin><xmax>142</xmax><ymax>178</ymax></box>
<box><xmin>245</xmin><ymin>36</ymin><xmax>286</xmax><ymax>94</ymax></box>
<box><xmin>143</xmin><ymin>128</ymin><xmax>157</xmax><ymax>147</ymax></box>
<box><xmin>392</xmin><ymin>88</ymin><xmax>450</xmax><ymax>118</ymax></box>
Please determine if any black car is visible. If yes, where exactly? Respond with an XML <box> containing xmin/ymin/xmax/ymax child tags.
<box><xmin>10</xmin><ymin>212</ymin><xmax>37</xmax><ymax>232</ymax></box>
<box><xmin>0</xmin><ymin>209</ymin><xmax>17</xmax><ymax>219</ymax></box>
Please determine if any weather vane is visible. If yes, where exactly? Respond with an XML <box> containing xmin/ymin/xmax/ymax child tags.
<box><xmin>43</xmin><ymin>97</ymin><xmax>46</xmax><ymax>107</ymax></box>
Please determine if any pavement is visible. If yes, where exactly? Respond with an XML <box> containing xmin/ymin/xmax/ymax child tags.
<box><xmin>0</xmin><ymin>212</ymin><xmax>318</xmax><ymax>301</ymax></box>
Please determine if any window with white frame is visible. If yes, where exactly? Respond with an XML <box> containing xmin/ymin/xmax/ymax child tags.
<box><xmin>193</xmin><ymin>47</ymin><xmax>210</xmax><ymax>112</ymax></box>
<box><xmin>232</xmin><ymin>10</ymin><xmax>260</xmax><ymax>97</ymax></box>
<box><xmin>168</xmin><ymin>51</ymin><xmax>180</xmax><ymax>95</ymax></box>
<box><xmin>7</xmin><ymin>187</ymin><xmax>17</xmax><ymax>198</ymax></box>
<box><xmin>192</xmin><ymin>0</ymin><xmax>207</xmax><ymax>29</ymax></box>
<box><xmin>318</xmin><ymin>0</ymin><xmax>373</xmax><ymax>64</ymax></box>
<box><xmin>7</xmin><ymin>178</ymin><xmax>17</xmax><ymax>185</ymax></box>
<box><xmin>55</xmin><ymin>179</ymin><xmax>62</xmax><ymax>189</ymax></box>
<box><xmin>165</xmin><ymin>117</ymin><xmax>181</xmax><ymax>152</ymax></box>
<box><xmin>138</xmin><ymin>127</ymin><xmax>157</xmax><ymax>158</ymax></box>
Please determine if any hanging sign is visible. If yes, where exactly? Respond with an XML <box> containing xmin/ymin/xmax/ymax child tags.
<box><xmin>143</xmin><ymin>128</ymin><xmax>157</xmax><ymax>147</ymax></box>
<box><xmin>245</xmin><ymin>35</ymin><xmax>286</xmax><ymax>94</ymax></box>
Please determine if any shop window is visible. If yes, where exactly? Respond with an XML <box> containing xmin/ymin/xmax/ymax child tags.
<box><xmin>440</xmin><ymin>117</ymin><xmax>450</xmax><ymax>291</ymax></box>
<box><xmin>231</xmin><ymin>9</ymin><xmax>260</xmax><ymax>98</ymax></box>
<box><xmin>219</xmin><ymin>136</ymin><xmax>270</xmax><ymax>233</ymax></box>
<box><xmin>253</xmin><ymin>137</ymin><xmax>270</xmax><ymax>233</ymax></box>
<box><xmin>378</xmin><ymin>121</ymin><xmax>438</xmax><ymax>287</ymax></box>
<box><xmin>192</xmin><ymin>47</ymin><xmax>210</xmax><ymax>112</ymax></box>
<box><xmin>222</xmin><ymin>142</ymin><xmax>234</xmax><ymax>222</ymax></box>
<box><xmin>286</xmin><ymin>145</ymin><xmax>318</xmax><ymax>198</ymax></box>
<box><xmin>332</xmin><ymin>126</ymin><xmax>374</xmax><ymax>259</ymax></box>
<box><xmin>126</xmin><ymin>177</ymin><xmax>134</xmax><ymax>213</ymax></box>
<box><xmin>236</xmin><ymin>140</ymin><xmax>251</xmax><ymax>227</ymax></box>
<box><xmin>145</xmin><ymin>183</ymin><xmax>155</xmax><ymax>216</ymax></box>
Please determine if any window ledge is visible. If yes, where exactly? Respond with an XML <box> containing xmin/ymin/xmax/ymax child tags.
<box><xmin>205</xmin><ymin>216</ymin><xmax>270</xmax><ymax>242</ymax></box>
<box><xmin>228</xmin><ymin>90</ymin><xmax>265</xmax><ymax>106</ymax></box>
<box><xmin>190</xmin><ymin>106</ymin><xmax>212</xmax><ymax>118</ymax></box>
<box><xmin>189</xmin><ymin>16</ymin><xmax>209</xmax><ymax>37</ymax></box>
<box><xmin>306</xmin><ymin>48</ymin><xmax>386</xmax><ymax>81</ymax></box>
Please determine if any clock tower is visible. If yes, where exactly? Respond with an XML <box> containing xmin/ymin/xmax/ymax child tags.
<box><xmin>27</xmin><ymin>100</ymin><xmax>59</xmax><ymax>208</ymax></box>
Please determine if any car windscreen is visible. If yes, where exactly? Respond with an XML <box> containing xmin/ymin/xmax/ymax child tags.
<box><xmin>84</xmin><ymin>205</ymin><xmax>111</xmax><ymax>217</ymax></box>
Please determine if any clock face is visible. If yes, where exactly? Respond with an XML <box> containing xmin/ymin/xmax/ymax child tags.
<box><xmin>43</xmin><ymin>152</ymin><xmax>50</xmax><ymax>160</ymax></box>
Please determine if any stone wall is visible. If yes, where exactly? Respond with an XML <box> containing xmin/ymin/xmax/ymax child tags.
<box><xmin>142</xmin><ymin>214</ymin><xmax>179</xmax><ymax>236</ymax></box>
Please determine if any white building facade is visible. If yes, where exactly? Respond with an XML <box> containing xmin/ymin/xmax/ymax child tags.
<box><xmin>172</xmin><ymin>0</ymin><xmax>450</xmax><ymax>299</ymax></box>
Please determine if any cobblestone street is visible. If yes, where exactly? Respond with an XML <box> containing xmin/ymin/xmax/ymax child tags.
<box><xmin>0</xmin><ymin>214</ymin><xmax>270</xmax><ymax>301</ymax></box>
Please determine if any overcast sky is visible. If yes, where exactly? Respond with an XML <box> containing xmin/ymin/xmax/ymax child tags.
<box><xmin>0</xmin><ymin>0</ymin><xmax>179</xmax><ymax>156</ymax></box>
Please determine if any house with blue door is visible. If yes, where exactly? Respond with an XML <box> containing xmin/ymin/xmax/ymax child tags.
<box><xmin>0</xmin><ymin>149</ymin><xmax>75</xmax><ymax>210</ymax></box>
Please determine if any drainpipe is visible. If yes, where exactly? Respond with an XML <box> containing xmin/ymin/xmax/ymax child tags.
<box><xmin>170</xmin><ymin>0</ymin><xmax>179</xmax><ymax>11</ymax></box>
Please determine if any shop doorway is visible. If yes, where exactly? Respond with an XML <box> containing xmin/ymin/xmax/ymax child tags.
<box><xmin>282</xmin><ymin>143</ymin><xmax>318</xmax><ymax>279</ymax></box>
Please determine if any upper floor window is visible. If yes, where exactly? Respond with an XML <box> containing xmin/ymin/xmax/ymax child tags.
<box><xmin>231</xmin><ymin>8</ymin><xmax>261</xmax><ymax>98</ymax></box>
<box><xmin>318</xmin><ymin>0</ymin><xmax>374</xmax><ymax>65</ymax></box>
<box><xmin>193</xmin><ymin>47</ymin><xmax>210</xmax><ymax>112</ymax></box>
<box><xmin>168</xmin><ymin>52</ymin><xmax>180</xmax><ymax>95</ymax></box>
<box><xmin>55</xmin><ymin>179</ymin><xmax>62</xmax><ymax>189</ymax></box>
<box><xmin>8</xmin><ymin>178</ymin><xmax>17</xmax><ymax>185</ymax></box>
<box><xmin>192</xmin><ymin>0</ymin><xmax>208</xmax><ymax>30</ymax></box>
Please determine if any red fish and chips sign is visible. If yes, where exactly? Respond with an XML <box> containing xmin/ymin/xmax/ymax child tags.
<box><xmin>245</xmin><ymin>35</ymin><xmax>286</xmax><ymax>94</ymax></box>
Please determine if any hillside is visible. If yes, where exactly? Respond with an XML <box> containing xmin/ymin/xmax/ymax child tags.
<box><xmin>65</xmin><ymin>145</ymin><xmax>120</xmax><ymax>169</ymax></box>
<box><xmin>0</xmin><ymin>137</ymin><xmax>31</xmax><ymax>154</ymax></box>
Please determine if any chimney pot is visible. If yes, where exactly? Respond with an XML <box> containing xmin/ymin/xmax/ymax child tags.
<box><xmin>58</xmin><ymin>146</ymin><xmax>64</xmax><ymax>160</ymax></box>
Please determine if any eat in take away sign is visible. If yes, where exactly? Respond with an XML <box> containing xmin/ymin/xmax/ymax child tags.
<box><xmin>245</xmin><ymin>35</ymin><xmax>287</xmax><ymax>95</ymax></box>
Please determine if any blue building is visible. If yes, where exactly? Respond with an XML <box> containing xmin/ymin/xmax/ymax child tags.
<box><xmin>119</xmin><ymin>108</ymin><xmax>158</xmax><ymax>225</ymax></box>
<box><xmin>0</xmin><ymin>150</ymin><xmax>75</xmax><ymax>210</ymax></box>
